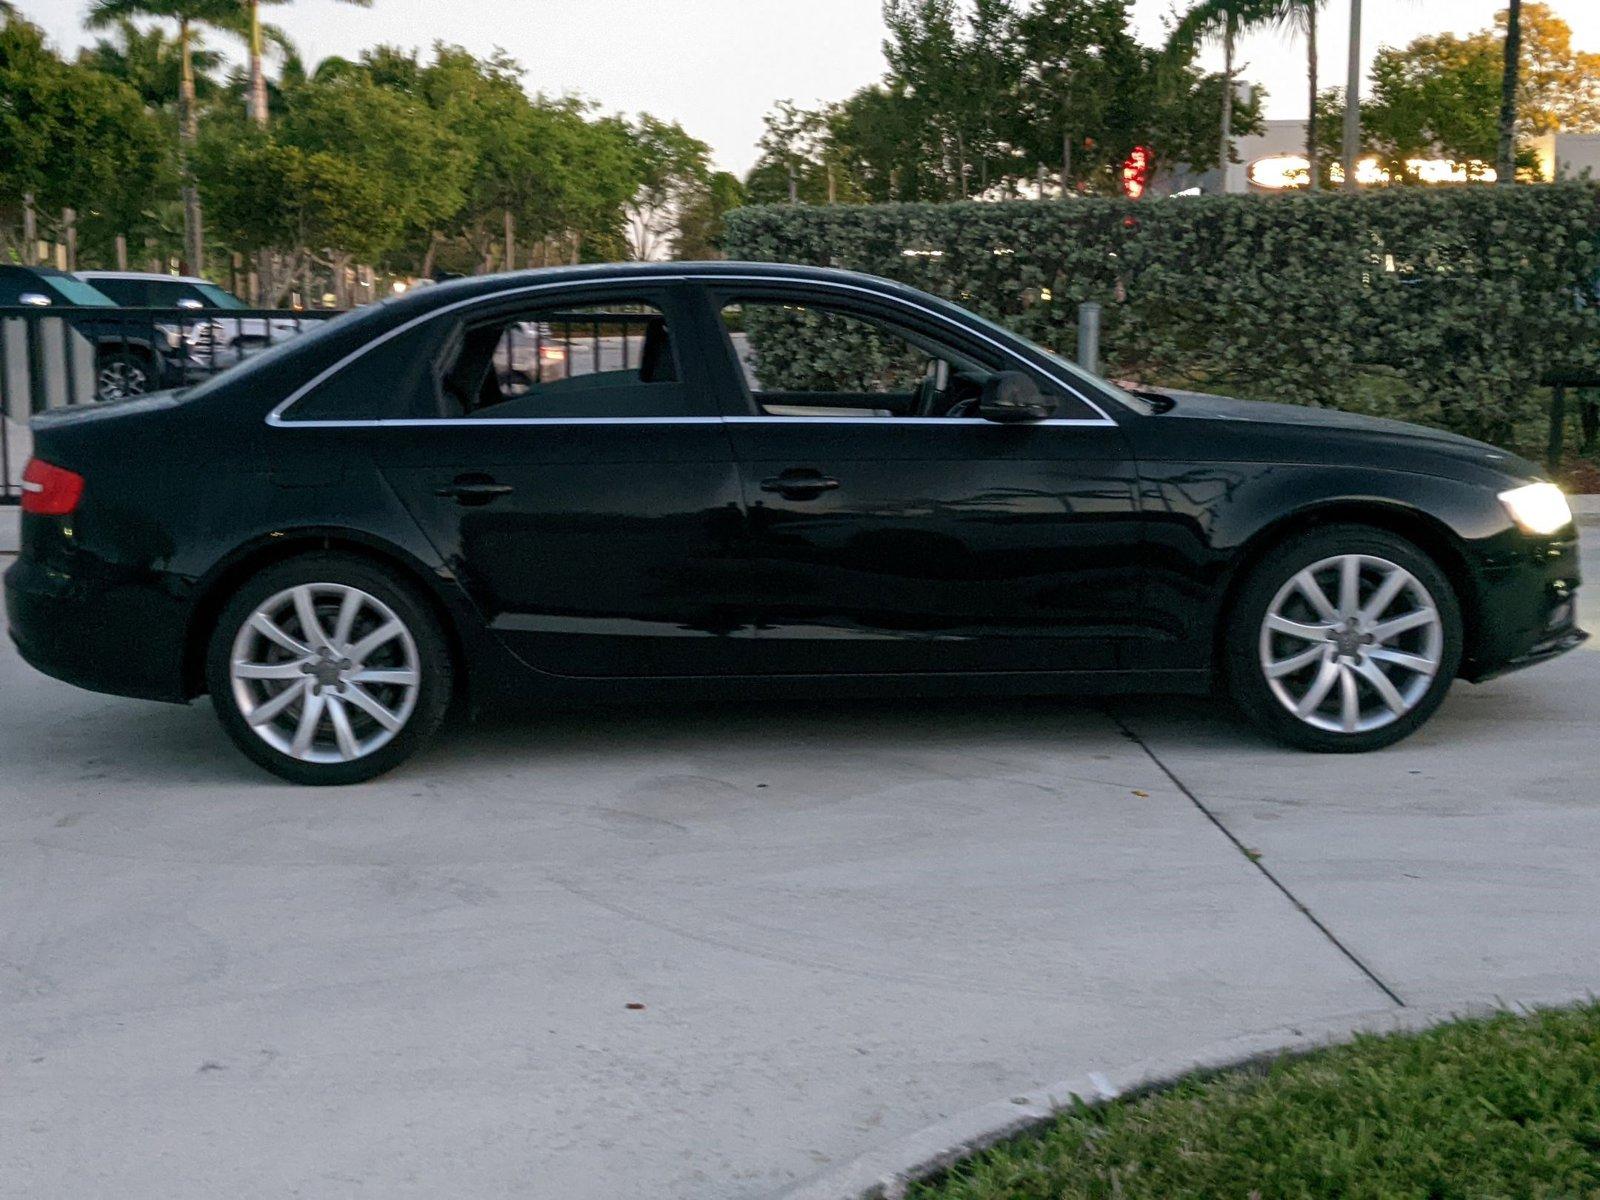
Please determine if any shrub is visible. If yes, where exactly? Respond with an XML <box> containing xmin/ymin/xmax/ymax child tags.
<box><xmin>723</xmin><ymin>186</ymin><xmax>1600</xmax><ymax>444</ymax></box>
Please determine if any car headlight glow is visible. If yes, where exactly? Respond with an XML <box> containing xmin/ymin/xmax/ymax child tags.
<box><xmin>1498</xmin><ymin>482</ymin><xmax>1572</xmax><ymax>535</ymax></box>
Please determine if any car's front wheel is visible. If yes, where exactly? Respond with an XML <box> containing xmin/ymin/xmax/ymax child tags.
<box><xmin>206</xmin><ymin>555</ymin><xmax>454</xmax><ymax>784</ymax></box>
<box><xmin>1226</xmin><ymin>526</ymin><xmax>1463</xmax><ymax>752</ymax></box>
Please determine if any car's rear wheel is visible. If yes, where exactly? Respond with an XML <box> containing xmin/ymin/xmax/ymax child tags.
<box><xmin>1226</xmin><ymin>526</ymin><xmax>1463</xmax><ymax>752</ymax></box>
<box><xmin>96</xmin><ymin>351</ymin><xmax>151</xmax><ymax>401</ymax></box>
<box><xmin>206</xmin><ymin>555</ymin><xmax>453</xmax><ymax>784</ymax></box>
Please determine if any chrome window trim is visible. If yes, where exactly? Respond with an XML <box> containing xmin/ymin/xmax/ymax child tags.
<box><xmin>265</xmin><ymin>272</ymin><xmax>1117</xmax><ymax>428</ymax></box>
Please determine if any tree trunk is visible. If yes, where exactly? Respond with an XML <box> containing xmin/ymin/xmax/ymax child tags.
<box><xmin>420</xmin><ymin>231</ymin><xmax>441</xmax><ymax>280</ymax></box>
<box><xmin>177</xmin><ymin>18</ymin><xmax>204</xmax><ymax>274</ymax></box>
<box><xmin>1218</xmin><ymin>19</ymin><xmax>1235</xmax><ymax>193</ymax></box>
<box><xmin>1306</xmin><ymin>4</ymin><xmax>1320</xmax><ymax>191</ymax></box>
<box><xmin>62</xmin><ymin>208</ymin><xmax>76</xmax><ymax>271</ymax></box>
<box><xmin>1497</xmin><ymin>0</ymin><xmax>1522</xmax><ymax>184</ymax></box>
<box><xmin>504</xmin><ymin>208</ymin><xmax>515</xmax><ymax>271</ymax></box>
<box><xmin>247</xmin><ymin>0</ymin><xmax>269</xmax><ymax>126</ymax></box>
<box><xmin>22</xmin><ymin>192</ymin><xmax>36</xmax><ymax>264</ymax></box>
<box><xmin>1342</xmin><ymin>0</ymin><xmax>1362</xmax><ymax>190</ymax></box>
<box><xmin>115</xmin><ymin>233</ymin><xmax>128</xmax><ymax>271</ymax></box>
<box><xmin>1060</xmin><ymin>128</ymin><xmax>1071</xmax><ymax>198</ymax></box>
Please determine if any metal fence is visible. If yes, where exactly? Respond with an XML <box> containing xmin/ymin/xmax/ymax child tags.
<box><xmin>1</xmin><ymin>305</ymin><xmax>341</xmax><ymax>504</ymax></box>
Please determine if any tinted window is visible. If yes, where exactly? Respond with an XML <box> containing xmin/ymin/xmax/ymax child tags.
<box><xmin>45</xmin><ymin>276</ymin><xmax>116</xmax><ymax>306</ymax></box>
<box><xmin>79</xmin><ymin>277</ymin><xmax>149</xmax><ymax>305</ymax></box>
<box><xmin>193</xmin><ymin>282</ymin><xmax>248</xmax><ymax>309</ymax></box>
<box><xmin>720</xmin><ymin>298</ymin><xmax>996</xmax><ymax>419</ymax></box>
<box><xmin>438</xmin><ymin>300</ymin><xmax>704</xmax><ymax>420</ymax></box>
<box><xmin>721</xmin><ymin>295</ymin><xmax>1100</xmax><ymax>420</ymax></box>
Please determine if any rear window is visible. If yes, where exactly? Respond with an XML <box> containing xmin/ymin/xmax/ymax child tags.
<box><xmin>194</xmin><ymin>283</ymin><xmax>247</xmax><ymax>309</ymax></box>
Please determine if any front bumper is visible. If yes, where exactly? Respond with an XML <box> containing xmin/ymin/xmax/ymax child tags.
<box><xmin>1460</xmin><ymin>528</ymin><xmax>1586</xmax><ymax>683</ymax></box>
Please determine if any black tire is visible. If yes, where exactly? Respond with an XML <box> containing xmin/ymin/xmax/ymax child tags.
<box><xmin>95</xmin><ymin>350</ymin><xmax>153</xmax><ymax>401</ymax></box>
<box><xmin>205</xmin><ymin>554</ymin><xmax>454</xmax><ymax>785</ymax></box>
<box><xmin>1225</xmin><ymin>525</ymin><xmax>1463</xmax><ymax>752</ymax></box>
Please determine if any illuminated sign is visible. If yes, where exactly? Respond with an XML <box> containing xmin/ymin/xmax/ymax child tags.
<box><xmin>1120</xmin><ymin>146</ymin><xmax>1153</xmax><ymax>200</ymax></box>
<box><xmin>1246</xmin><ymin>154</ymin><xmax>1497</xmax><ymax>190</ymax></box>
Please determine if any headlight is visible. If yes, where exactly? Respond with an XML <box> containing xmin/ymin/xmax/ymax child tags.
<box><xmin>1498</xmin><ymin>482</ymin><xmax>1572</xmax><ymax>535</ymax></box>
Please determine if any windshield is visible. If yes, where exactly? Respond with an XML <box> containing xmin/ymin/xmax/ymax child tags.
<box><xmin>193</xmin><ymin>282</ymin><xmax>248</xmax><ymax>310</ymax></box>
<box><xmin>46</xmin><ymin>276</ymin><xmax>117</xmax><ymax>306</ymax></box>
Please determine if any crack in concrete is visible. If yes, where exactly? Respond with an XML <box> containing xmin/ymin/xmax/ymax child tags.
<box><xmin>1109</xmin><ymin>709</ymin><xmax>1406</xmax><ymax>1009</ymax></box>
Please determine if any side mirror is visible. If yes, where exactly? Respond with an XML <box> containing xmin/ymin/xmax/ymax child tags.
<box><xmin>18</xmin><ymin>292</ymin><xmax>52</xmax><ymax>307</ymax></box>
<box><xmin>979</xmin><ymin>370</ymin><xmax>1052</xmax><ymax>422</ymax></box>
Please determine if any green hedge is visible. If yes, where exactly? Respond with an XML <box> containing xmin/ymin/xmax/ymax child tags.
<box><xmin>723</xmin><ymin>186</ymin><xmax>1600</xmax><ymax>444</ymax></box>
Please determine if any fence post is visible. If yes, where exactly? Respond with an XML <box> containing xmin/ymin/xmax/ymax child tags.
<box><xmin>1077</xmin><ymin>301</ymin><xmax>1102</xmax><ymax>375</ymax></box>
<box><xmin>1547</xmin><ymin>384</ymin><xmax>1567</xmax><ymax>471</ymax></box>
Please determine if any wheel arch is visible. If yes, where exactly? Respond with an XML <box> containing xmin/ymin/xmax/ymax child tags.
<box><xmin>1212</xmin><ymin>499</ymin><xmax>1482</xmax><ymax>676</ymax></box>
<box><xmin>182</xmin><ymin>528</ymin><xmax>469</xmax><ymax>700</ymax></box>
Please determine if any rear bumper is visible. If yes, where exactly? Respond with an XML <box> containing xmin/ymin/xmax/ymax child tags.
<box><xmin>4</xmin><ymin>552</ymin><xmax>189</xmax><ymax>703</ymax></box>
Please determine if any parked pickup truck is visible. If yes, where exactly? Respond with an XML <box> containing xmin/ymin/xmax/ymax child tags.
<box><xmin>76</xmin><ymin>271</ymin><xmax>311</xmax><ymax>372</ymax></box>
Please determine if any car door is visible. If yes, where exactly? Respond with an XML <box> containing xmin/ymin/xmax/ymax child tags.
<box><xmin>700</xmin><ymin>282</ymin><xmax>1148</xmax><ymax>676</ymax></box>
<box><xmin>341</xmin><ymin>281</ymin><xmax>754</xmax><ymax>678</ymax></box>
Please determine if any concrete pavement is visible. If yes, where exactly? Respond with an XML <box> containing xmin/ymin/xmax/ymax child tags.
<box><xmin>1</xmin><ymin>533</ymin><xmax>1597</xmax><ymax>1200</ymax></box>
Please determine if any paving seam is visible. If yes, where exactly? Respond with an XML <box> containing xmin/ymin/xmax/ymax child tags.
<box><xmin>1108</xmin><ymin>706</ymin><xmax>1405</xmax><ymax>1009</ymax></box>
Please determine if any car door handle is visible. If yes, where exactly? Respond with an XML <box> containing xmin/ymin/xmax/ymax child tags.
<box><xmin>435</xmin><ymin>477</ymin><xmax>514</xmax><ymax>505</ymax></box>
<box><xmin>760</xmin><ymin>470</ymin><xmax>840</xmax><ymax>500</ymax></box>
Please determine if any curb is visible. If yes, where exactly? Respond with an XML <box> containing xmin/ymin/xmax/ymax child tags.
<box><xmin>773</xmin><ymin>990</ymin><xmax>1597</xmax><ymax>1200</ymax></box>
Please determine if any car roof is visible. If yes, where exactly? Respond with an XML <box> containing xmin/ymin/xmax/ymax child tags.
<box><xmin>390</xmin><ymin>261</ymin><xmax>931</xmax><ymax>317</ymax></box>
<box><xmin>76</xmin><ymin>270</ymin><xmax>211</xmax><ymax>285</ymax></box>
<box><xmin>0</xmin><ymin>263</ymin><xmax>68</xmax><ymax>278</ymax></box>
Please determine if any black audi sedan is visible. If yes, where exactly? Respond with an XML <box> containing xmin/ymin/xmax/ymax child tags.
<box><xmin>4</xmin><ymin>263</ymin><xmax>1585</xmax><ymax>784</ymax></box>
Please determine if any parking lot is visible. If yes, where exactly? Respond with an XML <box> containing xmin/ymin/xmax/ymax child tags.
<box><xmin>2</xmin><ymin>516</ymin><xmax>1597</xmax><ymax>1200</ymax></box>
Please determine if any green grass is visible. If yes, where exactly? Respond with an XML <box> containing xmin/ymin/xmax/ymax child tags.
<box><xmin>910</xmin><ymin>1004</ymin><xmax>1600</xmax><ymax>1200</ymax></box>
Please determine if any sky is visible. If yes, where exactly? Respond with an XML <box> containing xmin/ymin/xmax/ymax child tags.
<box><xmin>19</xmin><ymin>0</ymin><xmax>1600</xmax><ymax>177</ymax></box>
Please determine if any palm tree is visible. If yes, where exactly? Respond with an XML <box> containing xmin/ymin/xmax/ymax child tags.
<box><xmin>80</xmin><ymin>18</ymin><xmax>224</xmax><ymax>112</ymax></box>
<box><xmin>1171</xmin><ymin>0</ymin><xmax>1280</xmax><ymax>191</ymax></box>
<box><xmin>240</xmin><ymin>0</ymin><xmax>369</xmax><ymax>126</ymax></box>
<box><xmin>87</xmin><ymin>0</ymin><xmax>244</xmax><ymax>273</ymax></box>
<box><xmin>1497</xmin><ymin>0</ymin><xmax>1522</xmax><ymax>184</ymax></box>
<box><xmin>1256</xmin><ymin>0</ymin><xmax>1328</xmax><ymax>188</ymax></box>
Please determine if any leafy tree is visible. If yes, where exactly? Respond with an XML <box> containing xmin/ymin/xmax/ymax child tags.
<box><xmin>1501</xmin><ymin>2</ymin><xmax>1600</xmax><ymax>136</ymax></box>
<box><xmin>673</xmin><ymin>170</ymin><xmax>744</xmax><ymax>259</ymax></box>
<box><xmin>0</xmin><ymin>15</ymin><xmax>170</xmax><ymax>263</ymax></box>
<box><xmin>624</xmin><ymin>114</ymin><xmax>711</xmax><ymax>260</ymax></box>
<box><xmin>1363</xmin><ymin>32</ymin><xmax>1502</xmax><ymax>173</ymax></box>
<box><xmin>1328</xmin><ymin>5</ymin><xmax>1599</xmax><ymax>184</ymax></box>
<box><xmin>749</xmin><ymin>0</ymin><xmax>1262</xmax><ymax>202</ymax></box>
<box><xmin>85</xmin><ymin>0</ymin><xmax>248</xmax><ymax>271</ymax></box>
<box><xmin>198</xmin><ymin>70</ymin><xmax>467</xmax><ymax>298</ymax></box>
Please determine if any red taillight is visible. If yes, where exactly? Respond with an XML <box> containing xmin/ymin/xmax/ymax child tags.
<box><xmin>20</xmin><ymin>459</ymin><xmax>84</xmax><ymax>516</ymax></box>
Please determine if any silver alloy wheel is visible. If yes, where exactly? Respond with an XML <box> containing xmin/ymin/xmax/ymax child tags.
<box><xmin>96</xmin><ymin>359</ymin><xmax>148</xmax><ymax>401</ymax></box>
<box><xmin>1258</xmin><ymin>553</ymin><xmax>1444</xmax><ymax>735</ymax></box>
<box><xmin>229</xmin><ymin>583</ymin><xmax>421</xmax><ymax>765</ymax></box>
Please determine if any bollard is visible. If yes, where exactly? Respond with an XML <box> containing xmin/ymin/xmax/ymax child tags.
<box><xmin>1077</xmin><ymin>301</ymin><xmax>1102</xmax><ymax>375</ymax></box>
